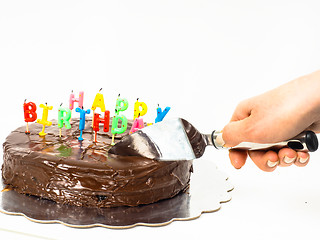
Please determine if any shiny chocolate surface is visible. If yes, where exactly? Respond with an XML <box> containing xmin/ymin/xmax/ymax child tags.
<box><xmin>0</xmin><ymin>159</ymin><xmax>233</xmax><ymax>228</ymax></box>
<box><xmin>2</xmin><ymin>118</ymin><xmax>193</xmax><ymax>207</ymax></box>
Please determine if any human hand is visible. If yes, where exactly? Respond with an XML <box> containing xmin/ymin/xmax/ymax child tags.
<box><xmin>222</xmin><ymin>71</ymin><xmax>320</xmax><ymax>172</ymax></box>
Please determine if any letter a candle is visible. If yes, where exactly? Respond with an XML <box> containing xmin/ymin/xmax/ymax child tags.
<box><xmin>129</xmin><ymin>114</ymin><xmax>144</xmax><ymax>134</ymax></box>
<box><xmin>91</xmin><ymin>88</ymin><xmax>106</xmax><ymax>128</ymax></box>
<box><xmin>23</xmin><ymin>100</ymin><xmax>37</xmax><ymax>134</ymax></box>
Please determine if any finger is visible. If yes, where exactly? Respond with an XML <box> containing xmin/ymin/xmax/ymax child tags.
<box><xmin>277</xmin><ymin>148</ymin><xmax>297</xmax><ymax>167</ymax></box>
<box><xmin>248</xmin><ymin>150</ymin><xmax>279</xmax><ymax>172</ymax></box>
<box><xmin>222</xmin><ymin>117</ymin><xmax>253</xmax><ymax>147</ymax></box>
<box><xmin>229</xmin><ymin>149</ymin><xmax>248</xmax><ymax>169</ymax></box>
<box><xmin>295</xmin><ymin>151</ymin><xmax>310</xmax><ymax>167</ymax></box>
<box><xmin>222</xmin><ymin>100</ymin><xmax>254</xmax><ymax>147</ymax></box>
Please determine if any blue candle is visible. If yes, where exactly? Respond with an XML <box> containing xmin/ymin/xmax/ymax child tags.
<box><xmin>76</xmin><ymin>107</ymin><xmax>91</xmax><ymax>141</ymax></box>
<box><xmin>155</xmin><ymin>105</ymin><xmax>171</xmax><ymax>123</ymax></box>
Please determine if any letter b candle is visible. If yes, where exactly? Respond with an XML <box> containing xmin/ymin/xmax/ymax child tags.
<box><xmin>23</xmin><ymin>100</ymin><xmax>37</xmax><ymax>134</ymax></box>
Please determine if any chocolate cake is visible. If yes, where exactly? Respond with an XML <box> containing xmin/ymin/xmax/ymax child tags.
<box><xmin>1</xmin><ymin>119</ymin><xmax>193</xmax><ymax>208</ymax></box>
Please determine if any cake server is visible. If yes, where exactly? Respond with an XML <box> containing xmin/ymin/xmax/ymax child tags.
<box><xmin>108</xmin><ymin>118</ymin><xmax>319</xmax><ymax>161</ymax></box>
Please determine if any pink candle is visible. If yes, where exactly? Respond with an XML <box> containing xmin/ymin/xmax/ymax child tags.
<box><xmin>69</xmin><ymin>90</ymin><xmax>84</xmax><ymax>110</ymax></box>
<box><xmin>129</xmin><ymin>116</ymin><xmax>145</xmax><ymax>134</ymax></box>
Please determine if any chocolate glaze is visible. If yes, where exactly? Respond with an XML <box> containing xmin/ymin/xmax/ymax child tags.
<box><xmin>108</xmin><ymin>131</ymin><xmax>162</xmax><ymax>159</ymax></box>
<box><xmin>1</xmin><ymin>182</ymin><xmax>190</xmax><ymax>226</ymax></box>
<box><xmin>181</xmin><ymin>119</ymin><xmax>207</xmax><ymax>159</ymax></box>
<box><xmin>2</xmin><ymin>118</ymin><xmax>193</xmax><ymax>208</ymax></box>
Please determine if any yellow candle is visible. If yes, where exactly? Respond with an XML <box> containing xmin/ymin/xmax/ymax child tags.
<box><xmin>133</xmin><ymin>99</ymin><xmax>148</xmax><ymax>120</ymax></box>
<box><xmin>91</xmin><ymin>89</ymin><xmax>106</xmax><ymax>127</ymax></box>
<box><xmin>91</xmin><ymin>90</ymin><xmax>106</xmax><ymax>112</ymax></box>
<box><xmin>36</xmin><ymin>103</ymin><xmax>53</xmax><ymax>137</ymax></box>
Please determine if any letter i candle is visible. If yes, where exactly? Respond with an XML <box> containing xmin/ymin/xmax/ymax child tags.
<box><xmin>36</xmin><ymin>103</ymin><xmax>53</xmax><ymax>137</ymax></box>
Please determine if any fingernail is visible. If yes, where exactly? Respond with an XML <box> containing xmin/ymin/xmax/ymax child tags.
<box><xmin>267</xmin><ymin>160</ymin><xmax>278</xmax><ymax>168</ymax></box>
<box><xmin>283</xmin><ymin>156</ymin><xmax>295</xmax><ymax>164</ymax></box>
<box><xmin>299</xmin><ymin>156</ymin><xmax>309</xmax><ymax>164</ymax></box>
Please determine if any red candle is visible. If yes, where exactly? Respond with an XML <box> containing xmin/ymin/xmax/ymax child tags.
<box><xmin>23</xmin><ymin>100</ymin><xmax>37</xmax><ymax>134</ymax></box>
<box><xmin>93</xmin><ymin>110</ymin><xmax>110</xmax><ymax>142</ymax></box>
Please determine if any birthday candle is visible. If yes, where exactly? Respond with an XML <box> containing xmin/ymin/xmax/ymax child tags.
<box><xmin>36</xmin><ymin>103</ymin><xmax>53</xmax><ymax>137</ymax></box>
<box><xmin>111</xmin><ymin>95</ymin><xmax>128</xmax><ymax>145</ymax></box>
<box><xmin>129</xmin><ymin>117</ymin><xmax>144</xmax><ymax>134</ymax></box>
<box><xmin>91</xmin><ymin>88</ymin><xmax>106</xmax><ymax>112</ymax></box>
<box><xmin>133</xmin><ymin>99</ymin><xmax>148</xmax><ymax>120</ymax></box>
<box><xmin>69</xmin><ymin>90</ymin><xmax>84</xmax><ymax>110</ymax></box>
<box><xmin>93</xmin><ymin>111</ymin><xmax>110</xmax><ymax>142</ymax></box>
<box><xmin>155</xmin><ymin>105</ymin><xmax>171</xmax><ymax>123</ymax></box>
<box><xmin>76</xmin><ymin>107</ymin><xmax>91</xmax><ymax>141</ymax></box>
<box><xmin>23</xmin><ymin>100</ymin><xmax>37</xmax><ymax>134</ymax></box>
<box><xmin>115</xmin><ymin>95</ymin><xmax>129</xmax><ymax>113</ymax></box>
<box><xmin>111</xmin><ymin>115</ymin><xmax>128</xmax><ymax>134</ymax></box>
<box><xmin>91</xmin><ymin>88</ymin><xmax>106</xmax><ymax>127</ymax></box>
<box><xmin>58</xmin><ymin>104</ymin><xmax>72</xmax><ymax>137</ymax></box>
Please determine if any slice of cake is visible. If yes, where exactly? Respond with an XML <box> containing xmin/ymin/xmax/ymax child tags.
<box><xmin>1</xmin><ymin>118</ymin><xmax>193</xmax><ymax>207</ymax></box>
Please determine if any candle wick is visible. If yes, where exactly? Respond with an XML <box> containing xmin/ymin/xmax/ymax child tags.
<box><xmin>118</xmin><ymin>93</ymin><xmax>120</xmax><ymax>97</ymax></box>
<box><xmin>99</xmin><ymin>88</ymin><xmax>103</xmax><ymax>92</ymax></box>
<box><xmin>71</xmin><ymin>90</ymin><xmax>73</xmax><ymax>93</ymax></box>
<box><xmin>137</xmin><ymin>98</ymin><xmax>139</xmax><ymax>101</ymax></box>
<box><xmin>24</xmin><ymin>99</ymin><xmax>27</xmax><ymax>103</ymax></box>
<box><xmin>60</xmin><ymin>103</ymin><xmax>63</xmax><ymax>106</ymax></box>
<box><xmin>45</xmin><ymin>102</ymin><xmax>47</xmax><ymax>105</ymax></box>
<box><xmin>138</xmin><ymin>113</ymin><xmax>141</xmax><ymax>118</ymax></box>
<box><xmin>158</xmin><ymin>103</ymin><xmax>159</xmax><ymax>107</ymax></box>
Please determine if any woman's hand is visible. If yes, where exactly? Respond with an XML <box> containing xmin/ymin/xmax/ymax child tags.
<box><xmin>222</xmin><ymin>70</ymin><xmax>320</xmax><ymax>171</ymax></box>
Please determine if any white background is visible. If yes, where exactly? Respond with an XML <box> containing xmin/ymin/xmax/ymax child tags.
<box><xmin>1</xmin><ymin>0</ymin><xmax>320</xmax><ymax>239</ymax></box>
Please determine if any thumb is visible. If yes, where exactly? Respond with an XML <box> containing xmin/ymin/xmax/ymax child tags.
<box><xmin>222</xmin><ymin>117</ymin><xmax>252</xmax><ymax>147</ymax></box>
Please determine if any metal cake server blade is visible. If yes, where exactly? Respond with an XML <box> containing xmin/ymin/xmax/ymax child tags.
<box><xmin>108</xmin><ymin>118</ymin><xmax>318</xmax><ymax>161</ymax></box>
<box><xmin>109</xmin><ymin>118</ymin><xmax>196</xmax><ymax>160</ymax></box>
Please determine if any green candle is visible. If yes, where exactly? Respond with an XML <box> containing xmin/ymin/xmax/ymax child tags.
<box><xmin>111</xmin><ymin>94</ymin><xmax>128</xmax><ymax>145</ymax></box>
<box><xmin>58</xmin><ymin>104</ymin><xmax>71</xmax><ymax>137</ymax></box>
